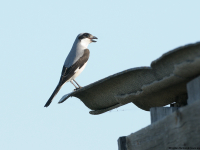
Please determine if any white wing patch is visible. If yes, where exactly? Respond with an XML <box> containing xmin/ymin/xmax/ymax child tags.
<box><xmin>72</xmin><ymin>62</ymin><xmax>87</xmax><ymax>79</ymax></box>
<box><xmin>74</xmin><ymin>68</ymin><xmax>80</xmax><ymax>73</ymax></box>
<box><xmin>67</xmin><ymin>62</ymin><xmax>88</xmax><ymax>82</ymax></box>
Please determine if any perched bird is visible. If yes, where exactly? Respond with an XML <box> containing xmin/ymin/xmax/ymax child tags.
<box><xmin>44</xmin><ymin>33</ymin><xmax>98</xmax><ymax>107</ymax></box>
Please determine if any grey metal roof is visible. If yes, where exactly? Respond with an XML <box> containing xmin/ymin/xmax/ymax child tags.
<box><xmin>58</xmin><ymin>42</ymin><xmax>200</xmax><ymax>115</ymax></box>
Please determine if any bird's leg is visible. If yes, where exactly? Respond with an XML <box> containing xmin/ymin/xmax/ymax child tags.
<box><xmin>73</xmin><ymin>79</ymin><xmax>82</xmax><ymax>89</ymax></box>
<box><xmin>70</xmin><ymin>81</ymin><xmax>79</xmax><ymax>91</ymax></box>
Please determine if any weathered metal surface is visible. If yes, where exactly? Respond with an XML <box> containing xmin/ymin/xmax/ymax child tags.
<box><xmin>118</xmin><ymin>136</ymin><xmax>127</xmax><ymax>150</ymax></box>
<box><xmin>126</xmin><ymin>100</ymin><xmax>200</xmax><ymax>150</ymax></box>
<box><xmin>125</xmin><ymin>76</ymin><xmax>200</xmax><ymax>150</ymax></box>
<box><xmin>59</xmin><ymin>42</ymin><xmax>200</xmax><ymax>115</ymax></box>
<box><xmin>187</xmin><ymin>76</ymin><xmax>200</xmax><ymax>104</ymax></box>
<box><xmin>150</xmin><ymin>107</ymin><xmax>179</xmax><ymax>123</ymax></box>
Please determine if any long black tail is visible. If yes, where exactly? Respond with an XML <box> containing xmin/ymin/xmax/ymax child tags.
<box><xmin>44</xmin><ymin>84</ymin><xmax>62</xmax><ymax>107</ymax></box>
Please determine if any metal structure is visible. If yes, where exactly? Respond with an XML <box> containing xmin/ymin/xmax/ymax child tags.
<box><xmin>118</xmin><ymin>76</ymin><xmax>200</xmax><ymax>150</ymax></box>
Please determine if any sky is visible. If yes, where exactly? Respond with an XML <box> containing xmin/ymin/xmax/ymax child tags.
<box><xmin>1</xmin><ymin>1</ymin><xmax>200</xmax><ymax>150</ymax></box>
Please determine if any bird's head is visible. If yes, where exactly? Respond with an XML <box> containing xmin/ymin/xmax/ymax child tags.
<box><xmin>77</xmin><ymin>33</ymin><xmax>98</xmax><ymax>48</ymax></box>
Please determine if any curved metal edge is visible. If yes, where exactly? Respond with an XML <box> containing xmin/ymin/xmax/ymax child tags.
<box><xmin>151</xmin><ymin>41</ymin><xmax>200</xmax><ymax>67</ymax></box>
<box><xmin>58</xmin><ymin>92</ymin><xmax>74</xmax><ymax>103</ymax></box>
<box><xmin>89</xmin><ymin>103</ymin><xmax>123</xmax><ymax>115</ymax></box>
<box><xmin>83</xmin><ymin>67</ymin><xmax>151</xmax><ymax>92</ymax></box>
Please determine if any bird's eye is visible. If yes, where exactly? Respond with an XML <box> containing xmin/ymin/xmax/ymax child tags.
<box><xmin>84</xmin><ymin>33</ymin><xmax>89</xmax><ymax>37</ymax></box>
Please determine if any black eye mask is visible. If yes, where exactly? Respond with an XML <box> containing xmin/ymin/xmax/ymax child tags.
<box><xmin>78</xmin><ymin>33</ymin><xmax>91</xmax><ymax>40</ymax></box>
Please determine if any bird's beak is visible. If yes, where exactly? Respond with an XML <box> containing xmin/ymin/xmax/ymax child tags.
<box><xmin>90</xmin><ymin>36</ymin><xmax>98</xmax><ymax>42</ymax></box>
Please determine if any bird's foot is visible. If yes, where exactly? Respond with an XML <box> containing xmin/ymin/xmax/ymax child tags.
<box><xmin>73</xmin><ymin>87</ymin><xmax>82</xmax><ymax>91</ymax></box>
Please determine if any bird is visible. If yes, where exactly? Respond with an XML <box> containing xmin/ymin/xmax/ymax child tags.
<box><xmin>44</xmin><ymin>33</ymin><xmax>98</xmax><ymax>107</ymax></box>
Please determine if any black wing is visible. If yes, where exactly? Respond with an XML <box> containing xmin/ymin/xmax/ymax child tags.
<box><xmin>44</xmin><ymin>49</ymin><xmax>90</xmax><ymax>107</ymax></box>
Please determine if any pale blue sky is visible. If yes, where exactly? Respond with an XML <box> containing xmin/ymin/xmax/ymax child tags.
<box><xmin>1</xmin><ymin>1</ymin><xmax>200</xmax><ymax>150</ymax></box>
